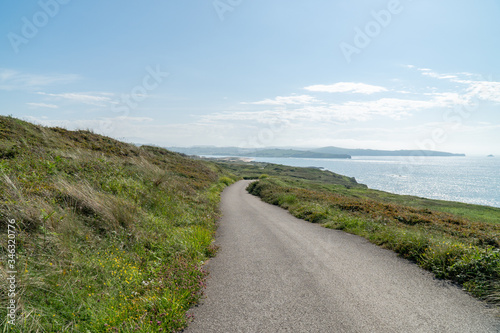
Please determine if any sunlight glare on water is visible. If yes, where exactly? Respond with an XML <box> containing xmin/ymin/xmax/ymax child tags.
<box><xmin>250</xmin><ymin>156</ymin><xmax>500</xmax><ymax>208</ymax></box>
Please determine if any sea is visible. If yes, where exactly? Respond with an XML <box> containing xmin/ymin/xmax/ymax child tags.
<box><xmin>241</xmin><ymin>156</ymin><xmax>500</xmax><ymax>208</ymax></box>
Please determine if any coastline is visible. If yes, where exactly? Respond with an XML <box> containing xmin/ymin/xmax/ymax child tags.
<box><xmin>235</xmin><ymin>155</ymin><xmax>500</xmax><ymax>209</ymax></box>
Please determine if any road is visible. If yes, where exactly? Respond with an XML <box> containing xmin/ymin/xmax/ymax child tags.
<box><xmin>186</xmin><ymin>180</ymin><xmax>499</xmax><ymax>333</ymax></box>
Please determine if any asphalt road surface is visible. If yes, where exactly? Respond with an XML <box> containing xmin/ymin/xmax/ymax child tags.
<box><xmin>186</xmin><ymin>180</ymin><xmax>499</xmax><ymax>333</ymax></box>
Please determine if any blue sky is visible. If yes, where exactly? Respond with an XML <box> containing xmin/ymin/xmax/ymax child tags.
<box><xmin>1</xmin><ymin>0</ymin><xmax>499</xmax><ymax>155</ymax></box>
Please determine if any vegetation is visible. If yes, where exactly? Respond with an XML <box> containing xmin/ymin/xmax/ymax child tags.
<box><xmin>1</xmin><ymin>115</ymin><xmax>497</xmax><ymax>331</ymax></box>
<box><xmin>216</xmin><ymin>160</ymin><xmax>366</xmax><ymax>189</ymax></box>
<box><xmin>245</xmin><ymin>173</ymin><xmax>500</xmax><ymax>304</ymax></box>
<box><xmin>0</xmin><ymin>116</ymin><xmax>237</xmax><ymax>332</ymax></box>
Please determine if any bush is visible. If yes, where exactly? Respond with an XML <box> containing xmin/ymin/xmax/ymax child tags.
<box><xmin>448</xmin><ymin>247</ymin><xmax>500</xmax><ymax>284</ymax></box>
<box><xmin>218</xmin><ymin>176</ymin><xmax>234</xmax><ymax>186</ymax></box>
<box><xmin>293</xmin><ymin>204</ymin><xmax>329</xmax><ymax>223</ymax></box>
<box><xmin>277</xmin><ymin>194</ymin><xmax>296</xmax><ymax>206</ymax></box>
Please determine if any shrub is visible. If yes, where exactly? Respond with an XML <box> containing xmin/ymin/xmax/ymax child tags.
<box><xmin>448</xmin><ymin>247</ymin><xmax>500</xmax><ymax>284</ymax></box>
<box><xmin>277</xmin><ymin>193</ymin><xmax>296</xmax><ymax>206</ymax></box>
<box><xmin>218</xmin><ymin>176</ymin><xmax>234</xmax><ymax>186</ymax></box>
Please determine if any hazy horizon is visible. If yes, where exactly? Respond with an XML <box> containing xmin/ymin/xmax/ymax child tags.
<box><xmin>163</xmin><ymin>144</ymin><xmax>472</xmax><ymax>155</ymax></box>
<box><xmin>2</xmin><ymin>1</ymin><xmax>500</xmax><ymax>155</ymax></box>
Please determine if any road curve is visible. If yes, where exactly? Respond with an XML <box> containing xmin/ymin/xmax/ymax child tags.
<box><xmin>186</xmin><ymin>180</ymin><xmax>499</xmax><ymax>333</ymax></box>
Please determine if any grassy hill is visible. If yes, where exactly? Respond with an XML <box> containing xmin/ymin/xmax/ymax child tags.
<box><xmin>0</xmin><ymin>116</ymin><xmax>237</xmax><ymax>332</ymax></box>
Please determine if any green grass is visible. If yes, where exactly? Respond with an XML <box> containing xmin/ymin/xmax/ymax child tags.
<box><xmin>216</xmin><ymin>160</ymin><xmax>366</xmax><ymax>189</ymax></box>
<box><xmin>0</xmin><ymin>116</ymin><xmax>237</xmax><ymax>332</ymax></box>
<box><xmin>337</xmin><ymin>186</ymin><xmax>500</xmax><ymax>225</ymax></box>
<box><xmin>245</xmin><ymin>175</ymin><xmax>500</xmax><ymax>303</ymax></box>
<box><xmin>2</xmin><ymin>115</ymin><xmax>498</xmax><ymax>331</ymax></box>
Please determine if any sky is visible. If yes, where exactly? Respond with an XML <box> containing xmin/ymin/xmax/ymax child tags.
<box><xmin>1</xmin><ymin>0</ymin><xmax>499</xmax><ymax>155</ymax></box>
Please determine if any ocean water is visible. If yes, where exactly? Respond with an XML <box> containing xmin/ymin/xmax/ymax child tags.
<box><xmin>247</xmin><ymin>156</ymin><xmax>500</xmax><ymax>208</ymax></box>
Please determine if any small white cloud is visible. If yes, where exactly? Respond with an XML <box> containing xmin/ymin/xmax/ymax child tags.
<box><xmin>37</xmin><ymin>92</ymin><xmax>113</xmax><ymax>106</ymax></box>
<box><xmin>421</xmin><ymin>71</ymin><xmax>458</xmax><ymax>80</ymax></box>
<box><xmin>337</xmin><ymin>97</ymin><xmax>438</xmax><ymax>121</ymax></box>
<box><xmin>0</xmin><ymin>68</ymin><xmax>79</xmax><ymax>91</ymax></box>
<box><xmin>243</xmin><ymin>94</ymin><xmax>318</xmax><ymax>105</ymax></box>
<box><xmin>27</xmin><ymin>102</ymin><xmax>59</xmax><ymax>109</ymax></box>
<box><xmin>304</xmin><ymin>82</ymin><xmax>388</xmax><ymax>94</ymax></box>
<box><xmin>425</xmin><ymin>92</ymin><xmax>469</xmax><ymax>105</ymax></box>
<box><xmin>114</xmin><ymin>116</ymin><xmax>153</xmax><ymax>122</ymax></box>
<box><xmin>465</xmin><ymin>81</ymin><xmax>500</xmax><ymax>103</ymax></box>
<box><xmin>412</xmin><ymin>67</ymin><xmax>500</xmax><ymax>104</ymax></box>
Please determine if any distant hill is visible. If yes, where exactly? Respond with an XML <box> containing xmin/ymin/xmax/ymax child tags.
<box><xmin>169</xmin><ymin>146</ymin><xmax>255</xmax><ymax>156</ymax></box>
<box><xmin>168</xmin><ymin>147</ymin><xmax>351</xmax><ymax>159</ymax></box>
<box><xmin>312</xmin><ymin>146</ymin><xmax>466</xmax><ymax>157</ymax></box>
<box><xmin>169</xmin><ymin>146</ymin><xmax>465</xmax><ymax>158</ymax></box>
<box><xmin>248</xmin><ymin>149</ymin><xmax>350</xmax><ymax>159</ymax></box>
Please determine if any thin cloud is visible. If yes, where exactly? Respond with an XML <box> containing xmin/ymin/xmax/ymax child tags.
<box><xmin>27</xmin><ymin>102</ymin><xmax>59</xmax><ymax>109</ymax></box>
<box><xmin>0</xmin><ymin>68</ymin><xmax>79</xmax><ymax>91</ymax></box>
<box><xmin>418</xmin><ymin>69</ymin><xmax>458</xmax><ymax>80</ymax></box>
<box><xmin>304</xmin><ymin>82</ymin><xmax>388</xmax><ymax>94</ymax></box>
<box><xmin>22</xmin><ymin>116</ymin><xmax>155</xmax><ymax>133</ymax></box>
<box><xmin>37</xmin><ymin>92</ymin><xmax>113</xmax><ymax>106</ymax></box>
<box><xmin>242</xmin><ymin>95</ymin><xmax>318</xmax><ymax>105</ymax></box>
<box><xmin>411</xmin><ymin>66</ymin><xmax>500</xmax><ymax>104</ymax></box>
<box><xmin>458</xmin><ymin>80</ymin><xmax>500</xmax><ymax>103</ymax></box>
<box><xmin>114</xmin><ymin>116</ymin><xmax>154</xmax><ymax>122</ymax></box>
<box><xmin>202</xmin><ymin>95</ymin><xmax>449</xmax><ymax>124</ymax></box>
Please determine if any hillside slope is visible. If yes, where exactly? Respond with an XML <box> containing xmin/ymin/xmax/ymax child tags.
<box><xmin>0</xmin><ymin>116</ymin><xmax>236</xmax><ymax>332</ymax></box>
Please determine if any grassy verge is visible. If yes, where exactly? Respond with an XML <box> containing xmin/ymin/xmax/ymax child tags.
<box><xmin>0</xmin><ymin>116</ymin><xmax>237</xmax><ymax>332</ymax></box>
<box><xmin>245</xmin><ymin>173</ymin><xmax>500</xmax><ymax>304</ymax></box>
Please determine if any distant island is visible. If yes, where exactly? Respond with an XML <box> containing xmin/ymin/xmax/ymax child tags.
<box><xmin>169</xmin><ymin>147</ymin><xmax>350</xmax><ymax>159</ymax></box>
<box><xmin>168</xmin><ymin>146</ymin><xmax>465</xmax><ymax>158</ymax></box>
<box><xmin>244</xmin><ymin>149</ymin><xmax>350</xmax><ymax>159</ymax></box>
<box><xmin>487</xmin><ymin>154</ymin><xmax>494</xmax><ymax>157</ymax></box>
<box><xmin>311</xmin><ymin>146</ymin><xmax>465</xmax><ymax>157</ymax></box>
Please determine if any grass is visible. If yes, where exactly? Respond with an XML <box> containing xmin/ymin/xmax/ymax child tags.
<box><xmin>244</xmin><ymin>173</ymin><xmax>500</xmax><ymax>304</ymax></box>
<box><xmin>0</xmin><ymin>116</ymin><xmax>237</xmax><ymax>332</ymax></box>
<box><xmin>2</xmin><ymin>115</ymin><xmax>498</xmax><ymax>330</ymax></box>
<box><xmin>215</xmin><ymin>160</ymin><xmax>366</xmax><ymax>189</ymax></box>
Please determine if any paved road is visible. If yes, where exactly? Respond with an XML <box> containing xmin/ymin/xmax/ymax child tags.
<box><xmin>186</xmin><ymin>180</ymin><xmax>499</xmax><ymax>333</ymax></box>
